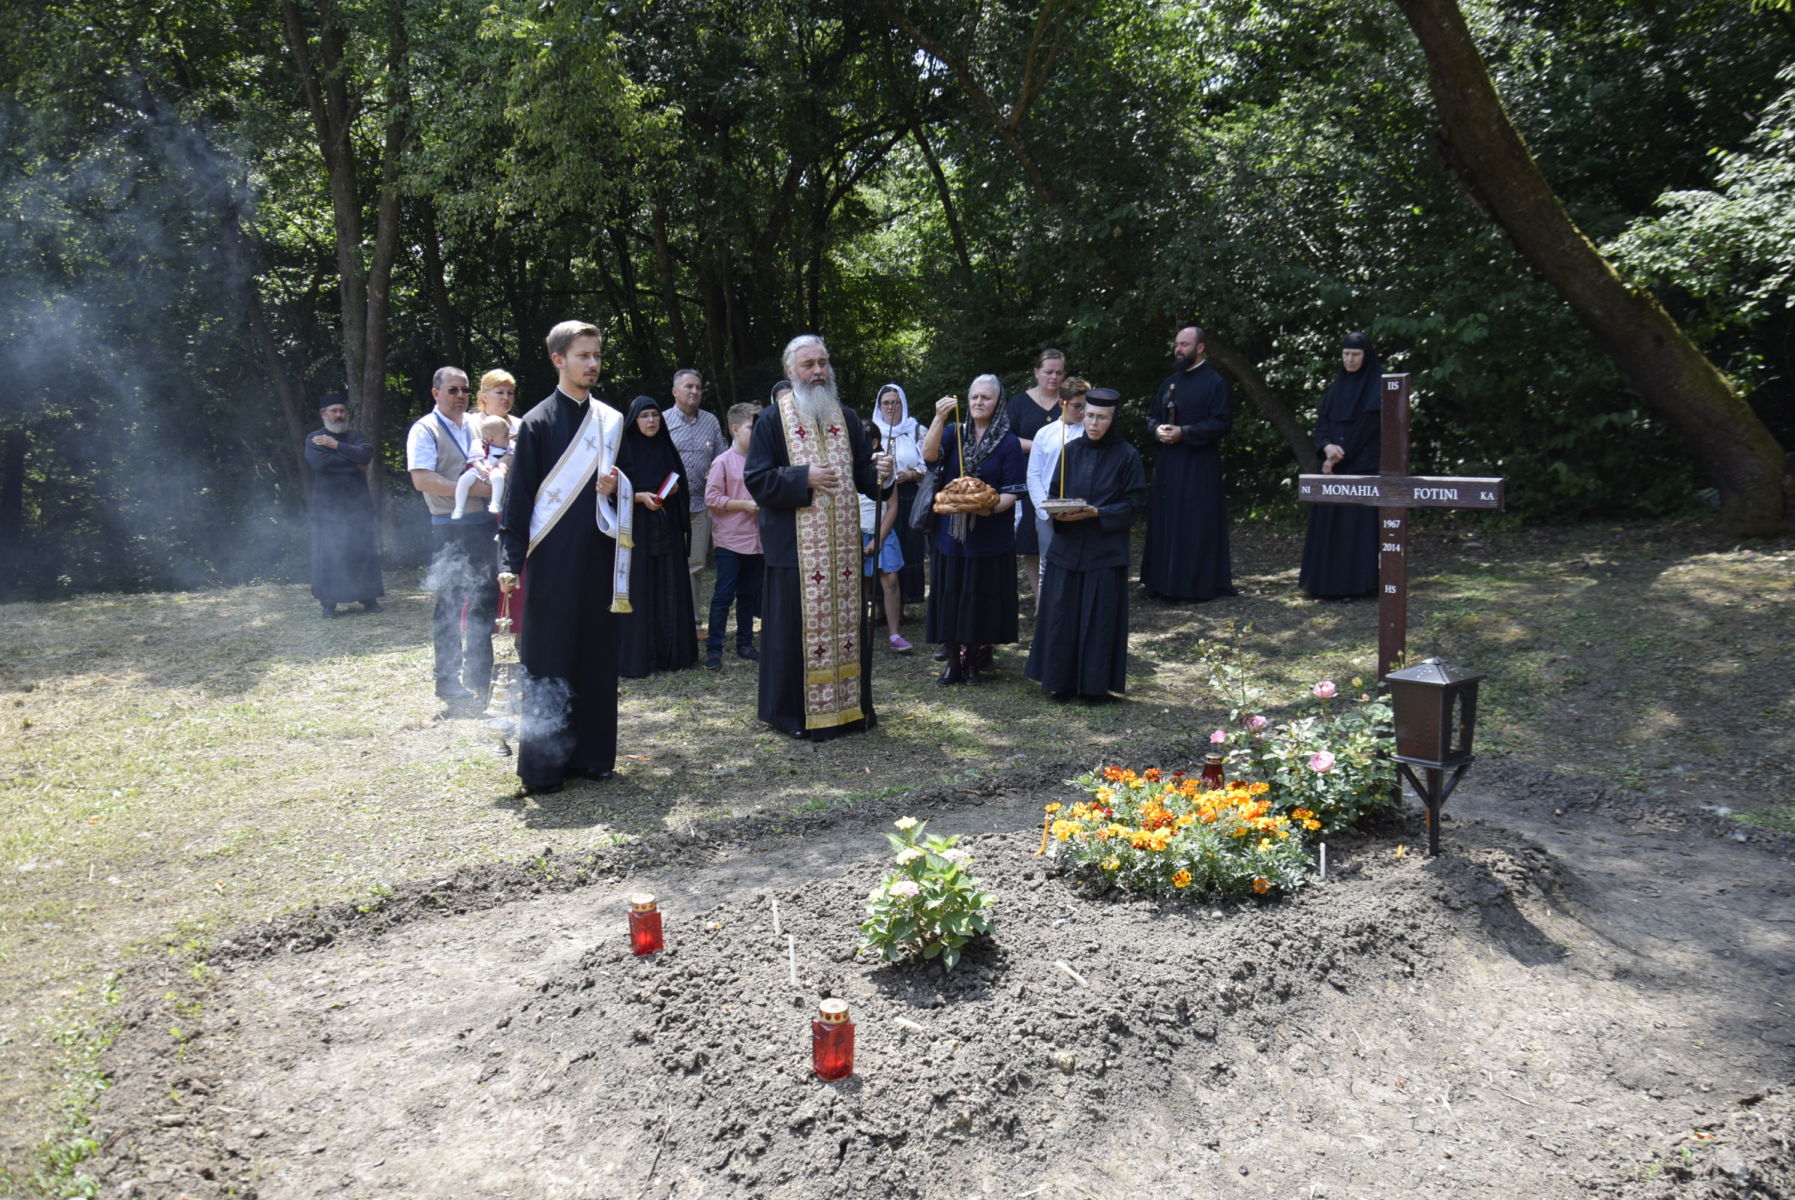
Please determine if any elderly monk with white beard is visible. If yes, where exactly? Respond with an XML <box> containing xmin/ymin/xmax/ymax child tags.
<box><xmin>745</xmin><ymin>334</ymin><xmax>892</xmax><ymax>739</ymax></box>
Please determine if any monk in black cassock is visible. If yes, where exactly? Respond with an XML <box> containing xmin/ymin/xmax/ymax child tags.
<box><xmin>497</xmin><ymin>322</ymin><xmax>622</xmax><ymax>794</ymax></box>
<box><xmin>1300</xmin><ymin>331</ymin><xmax>1382</xmax><ymax>599</ymax></box>
<box><xmin>614</xmin><ymin>395</ymin><xmax>697</xmax><ymax>678</ymax></box>
<box><xmin>1026</xmin><ymin>389</ymin><xmax>1148</xmax><ymax>700</ymax></box>
<box><xmin>304</xmin><ymin>395</ymin><xmax>383</xmax><ymax>617</ymax></box>
<box><xmin>746</xmin><ymin>334</ymin><xmax>890</xmax><ymax>740</ymax></box>
<box><xmin>1140</xmin><ymin>324</ymin><xmax>1237</xmax><ymax>602</ymax></box>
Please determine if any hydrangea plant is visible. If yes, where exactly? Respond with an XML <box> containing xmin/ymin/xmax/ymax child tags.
<box><xmin>858</xmin><ymin>818</ymin><xmax>995</xmax><ymax>971</ymax></box>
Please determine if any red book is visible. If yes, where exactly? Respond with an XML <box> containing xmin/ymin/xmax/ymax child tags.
<box><xmin>656</xmin><ymin>472</ymin><xmax>679</xmax><ymax>501</ymax></box>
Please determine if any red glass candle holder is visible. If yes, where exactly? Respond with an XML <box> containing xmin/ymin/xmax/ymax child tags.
<box><xmin>811</xmin><ymin>998</ymin><xmax>855</xmax><ymax>1080</ymax></box>
<box><xmin>628</xmin><ymin>894</ymin><xmax>663</xmax><ymax>956</ymax></box>
<box><xmin>1199</xmin><ymin>753</ymin><xmax>1226</xmax><ymax>791</ymax></box>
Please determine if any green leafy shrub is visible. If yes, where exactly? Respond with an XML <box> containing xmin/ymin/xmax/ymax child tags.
<box><xmin>858</xmin><ymin>818</ymin><xmax>995</xmax><ymax>971</ymax></box>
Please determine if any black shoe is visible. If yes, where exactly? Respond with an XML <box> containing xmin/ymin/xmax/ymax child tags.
<box><xmin>705</xmin><ymin>650</ymin><xmax>722</xmax><ymax>670</ymax></box>
<box><xmin>362</xmin><ymin>599</ymin><xmax>382</xmax><ymax>613</ymax></box>
<box><xmin>932</xmin><ymin>645</ymin><xmax>949</xmax><ymax>662</ymax></box>
<box><xmin>566</xmin><ymin>766</ymin><xmax>614</xmax><ymax>781</ymax></box>
<box><xmin>437</xmin><ymin>684</ymin><xmax>476</xmax><ymax>702</ymax></box>
<box><xmin>520</xmin><ymin>780</ymin><xmax>565</xmax><ymax>795</ymax></box>
<box><xmin>937</xmin><ymin>662</ymin><xmax>965</xmax><ymax>685</ymax></box>
<box><xmin>735</xmin><ymin>644</ymin><xmax>759</xmax><ymax>662</ymax></box>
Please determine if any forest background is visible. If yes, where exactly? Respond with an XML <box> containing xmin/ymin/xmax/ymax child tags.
<box><xmin>2</xmin><ymin>0</ymin><xmax>1792</xmax><ymax>599</ymax></box>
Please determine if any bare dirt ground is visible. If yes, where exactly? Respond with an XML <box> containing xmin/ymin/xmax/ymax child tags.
<box><xmin>85</xmin><ymin>756</ymin><xmax>1794</xmax><ymax>1199</ymax></box>
<box><xmin>3</xmin><ymin>518</ymin><xmax>1792</xmax><ymax>1197</ymax></box>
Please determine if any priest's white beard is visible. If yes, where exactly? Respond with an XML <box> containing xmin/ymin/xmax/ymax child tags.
<box><xmin>792</xmin><ymin>375</ymin><xmax>842</xmax><ymax>427</ymax></box>
<box><xmin>323</xmin><ymin>416</ymin><xmax>351</xmax><ymax>434</ymax></box>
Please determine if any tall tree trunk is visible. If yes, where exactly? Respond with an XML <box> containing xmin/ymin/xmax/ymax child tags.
<box><xmin>1395</xmin><ymin>0</ymin><xmax>1788</xmax><ymax>535</ymax></box>
<box><xmin>651</xmin><ymin>191</ymin><xmax>693</xmax><ymax>368</ymax></box>
<box><xmin>877</xmin><ymin>0</ymin><xmax>1313</xmax><ymax>468</ymax></box>
<box><xmin>419</xmin><ymin>197</ymin><xmax>460</xmax><ymax>367</ymax></box>
<box><xmin>282</xmin><ymin>0</ymin><xmax>412</xmax><ymax>514</ymax></box>
<box><xmin>0</xmin><ymin>428</ymin><xmax>27</xmax><ymax>596</ymax></box>
<box><xmin>909</xmin><ymin>119</ymin><xmax>973</xmax><ymax>278</ymax></box>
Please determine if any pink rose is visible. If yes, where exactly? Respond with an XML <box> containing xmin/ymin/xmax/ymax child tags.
<box><xmin>1244</xmin><ymin>715</ymin><xmax>1268</xmax><ymax>733</ymax></box>
<box><xmin>1209</xmin><ymin>729</ymin><xmax>1227</xmax><ymax>744</ymax></box>
<box><xmin>1309</xmin><ymin>751</ymin><xmax>1336</xmax><ymax>773</ymax></box>
<box><xmin>1313</xmin><ymin>680</ymin><xmax>1338</xmax><ymax>700</ymax></box>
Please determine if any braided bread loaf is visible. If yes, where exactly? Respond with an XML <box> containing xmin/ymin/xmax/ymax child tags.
<box><xmin>933</xmin><ymin>475</ymin><xmax>999</xmax><ymax>515</ymax></box>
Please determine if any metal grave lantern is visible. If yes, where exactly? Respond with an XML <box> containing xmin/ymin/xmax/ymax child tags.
<box><xmin>1386</xmin><ymin>656</ymin><xmax>1485</xmax><ymax>855</ymax></box>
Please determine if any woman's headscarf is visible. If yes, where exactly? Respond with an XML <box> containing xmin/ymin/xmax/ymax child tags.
<box><xmin>872</xmin><ymin>383</ymin><xmax>924</xmax><ymax>474</ymax></box>
<box><xmin>1319</xmin><ymin>331</ymin><xmax>1383</xmax><ymax>424</ymax></box>
<box><xmin>617</xmin><ymin>395</ymin><xmax>690</xmax><ymax>545</ymax></box>
<box><xmin>959</xmin><ymin>397</ymin><xmax>1012</xmax><ymax>479</ymax></box>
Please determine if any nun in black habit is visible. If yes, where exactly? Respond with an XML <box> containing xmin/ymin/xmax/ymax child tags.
<box><xmin>1025</xmin><ymin>390</ymin><xmax>1148</xmax><ymax>699</ymax></box>
<box><xmin>615</xmin><ymin>395</ymin><xmax>698</xmax><ymax>677</ymax></box>
<box><xmin>1299</xmin><ymin>332</ymin><xmax>1383</xmax><ymax>599</ymax></box>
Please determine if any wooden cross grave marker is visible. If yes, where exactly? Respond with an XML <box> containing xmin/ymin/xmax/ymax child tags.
<box><xmin>1296</xmin><ymin>374</ymin><xmax>1506</xmax><ymax>680</ymax></box>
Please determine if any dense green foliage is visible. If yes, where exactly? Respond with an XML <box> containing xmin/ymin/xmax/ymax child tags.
<box><xmin>1</xmin><ymin>0</ymin><xmax>1789</xmax><ymax>595</ymax></box>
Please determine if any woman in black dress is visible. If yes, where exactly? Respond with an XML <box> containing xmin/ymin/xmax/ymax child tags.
<box><xmin>615</xmin><ymin>395</ymin><xmax>698</xmax><ymax>676</ymax></box>
<box><xmin>922</xmin><ymin>374</ymin><xmax>1027</xmax><ymax>684</ymax></box>
<box><xmin>1004</xmin><ymin>348</ymin><xmax>1066</xmax><ymax>601</ymax></box>
<box><xmin>1299</xmin><ymin>332</ymin><xmax>1382</xmax><ymax>599</ymax></box>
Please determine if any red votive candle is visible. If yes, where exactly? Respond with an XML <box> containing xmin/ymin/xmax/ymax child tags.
<box><xmin>628</xmin><ymin>894</ymin><xmax>663</xmax><ymax>956</ymax></box>
<box><xmin>811</xmin><ymin>998</ymin><xmax>855</xmax><ymax>1081</ymax></box>
<box><xmin>1200</xmin><ymin>753</ymin><xmax>1226</xmax><ymax>791</ymax></box>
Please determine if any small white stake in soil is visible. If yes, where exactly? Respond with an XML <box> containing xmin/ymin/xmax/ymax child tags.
<box><xmin>1054</xmin><ymin>960</ymin><xmax>1089</xmax><ymax>988</ymax></box>
<box><xmin>771</xmin><ymin>896</ymin><xmax>782</xmax><ymax>936</ymax></box>
<box><xmin>1320</xmin><ymin>842</ymin><xmax>1327</xmax><ymax>879</ymax></box>
<box><xmin>787</xmin><ymin>934</ymin><xmax>799</xmax><ymax>988</ymax></box>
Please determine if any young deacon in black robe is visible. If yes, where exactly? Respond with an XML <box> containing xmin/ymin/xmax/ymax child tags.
<box><xmin>1026</xmin><ymin>390</ymin><xmax>1149</xmax><ymax>699</ymax></box>
<box><xmin>497</xmin><ymin>323</ymin><xmax>621</xmax><ymax>793</ymax></box>
<box><xmin>1299</xmin><ymin>331</ymin><xmax>1383</xmax><ymax>599</ymax></box>
<box><xmin>304</xmin><ymin>395</ymin><xmax>383</xmax><ymax>617</ymax></box>
<box><xmin>745</xmin><ymin>335</ymin><xmax>889</xmax><ymax>740</ymax></box>
<box><xmin>1140</xmin><ymin>325</ymin><xmax>1237</xmax><ymax>602</ymax></box>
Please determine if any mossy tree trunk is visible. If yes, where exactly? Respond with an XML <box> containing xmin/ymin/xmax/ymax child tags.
<box><xmin>1395</xmin><ymin>0</ymin><xmax>1788</xmax><ymax>535</ymax></box>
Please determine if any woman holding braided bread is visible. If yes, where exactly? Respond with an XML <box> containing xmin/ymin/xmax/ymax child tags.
<box><xmin>920</xmin><ymin>375</ymin><xmax>1026</xmax><ymax>685</ymax></box>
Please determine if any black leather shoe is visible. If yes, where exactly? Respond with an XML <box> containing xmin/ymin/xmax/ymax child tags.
<box><xmin>735</xmin><ymin>644</ymin><xmax>760</xmax><ymax>662</ymax></box>
<box><xmin>566</xmin><ymin>767</ymin><xmax>614</xmax><ymax>781</ymax></box>
<box><xmin>937</xmin><ymin>662</ymin><xmax>964</xmax><ymax>685</ymax></box>
<box><xmin>705</xmin><ymin>650</ymin><xmax>722</xmax><ymax>670</ymax></box>
<box><xmin>932</xmin><ymin>645</ymin><xmax>949</xmax><ymax>662</ymax></box>
<box><xmin>361</xmin><ymin>599</ymin><xmax>382</xmax><ymax>613</ymax></box>
<box><xmin>520</xmin><ymin>780</ymin><xmax>565</xmax><ymax>795</ymax></box>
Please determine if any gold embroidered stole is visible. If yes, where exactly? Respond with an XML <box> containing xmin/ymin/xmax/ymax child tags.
<box><xmin>778</xmin><ymin>392</ymin><xmax>863</xmax><ymax>730</ymax></box>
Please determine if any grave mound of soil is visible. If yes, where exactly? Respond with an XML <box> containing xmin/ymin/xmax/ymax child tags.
<box><xmin>87</xmin><ymin>758</ymin><xmax>1795</xmax><ymax>1199</ymax></box>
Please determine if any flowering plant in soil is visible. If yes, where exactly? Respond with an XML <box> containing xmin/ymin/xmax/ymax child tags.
<box><xmin>1220</xmin><ymin>681</ymin><xmax>1396</xmax><ymax>834</ymax></box>
<box><xmin>858</xmin><ymin>818</ymin><xmax>995</xmax><ymax>971</ymax></box>
<box><xmin>1047</xmin><ymin>768</ymin><xmax>1312</xmax><ymax>900</ymax></box>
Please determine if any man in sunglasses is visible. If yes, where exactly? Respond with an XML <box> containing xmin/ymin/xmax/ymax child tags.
<box><xmin>407</xmin><ymin>365</ymin><xmax>499</xmax><ymax>710</ymax></box>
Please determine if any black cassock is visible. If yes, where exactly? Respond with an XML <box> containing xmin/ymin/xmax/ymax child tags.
<box><xmin>615</xmin><ymin>396</ymin><xmax>697</xmax><ymax>678</ymax></box>
<box><xmin>1139</xmin><ymin>361</ymin><xmax>1237</xmax><ymax>601</ymax></box>
<box><xmin>744</xmin><ymin>403</ymin><xmax>881</xmax><ymax>740</ymax></box>
<box><xmin>498</xmin><ymin>388</ymin><xmax>619</xmax><ymax>787</ymax></box>
<box><xmin>304</xmin><ymin>428</ymin><xmax>383</xmax><ymax>606</ymax></box>
<box><xmin>1026</xmin><ymin>433</ymin><xmax>1148</xmax><ymax>697</ymax></box>
<box><xmin>1299</xmin><ymin>349</ymin><xmax>1382</xmax><ymax>598</ymax></box>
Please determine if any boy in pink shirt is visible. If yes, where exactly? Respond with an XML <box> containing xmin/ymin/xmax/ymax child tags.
<box><xmin>703</xmin><ymin>403</ymin><xmax>764</xmax><ymax>670</ymax></box>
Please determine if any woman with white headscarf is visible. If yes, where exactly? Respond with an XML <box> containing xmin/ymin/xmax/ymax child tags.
<box><xmin>872</xmin><ymin>383</ymin><xmax>928</xmax><ymax>605</ymax></box>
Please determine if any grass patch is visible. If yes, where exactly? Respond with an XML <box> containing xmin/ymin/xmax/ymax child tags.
<box><xmin>0</xmin><ymin>520</ymin><xmax>1790</xmax><ymax>1185</ymax></box>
